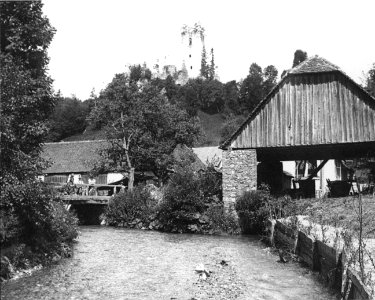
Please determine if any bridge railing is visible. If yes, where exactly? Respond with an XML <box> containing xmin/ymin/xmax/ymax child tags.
<box><xmin>54</xmin><ymin>183</ymin><xmax>126</xmax><ymax>198</ymax></box>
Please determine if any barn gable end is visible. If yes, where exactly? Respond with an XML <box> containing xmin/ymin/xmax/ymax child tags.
<box><xmin>221</xmin><ymin>56</ymin><xmax>375</xmax><ymax>209</ymax></box>
<box><xmin>223</xmin><ymin>56</ymin><xmax>375</xmax><ymax>150</ymax></box>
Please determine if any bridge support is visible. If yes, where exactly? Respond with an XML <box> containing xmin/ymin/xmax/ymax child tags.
<box><xmin>70</xmin><ymin>204</ymin><xmax>106</xmax><ymax>225</ymax></box>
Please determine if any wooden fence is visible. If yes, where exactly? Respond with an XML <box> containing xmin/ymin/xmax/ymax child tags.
<box><xmin>268</xmin><ymin>220</ymin><xmax>373</xmax><ymax>300</ymax></box>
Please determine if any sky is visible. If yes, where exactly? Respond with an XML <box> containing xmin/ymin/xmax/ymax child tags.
<box><xmin>42</xmin><ymin>0</ymin><xmax>375</xmax><ymax>100</ymax></box>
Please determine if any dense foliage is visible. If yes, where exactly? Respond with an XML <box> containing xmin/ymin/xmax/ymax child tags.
<box><xmin>292</xmin><ymin>49</ymin><xmax>308</xmax><ymax>68</ymax></box>
<box><xmin>235</xmin><ymin>190</ymin><xmax>272</xmax><ymax>234</ymax></box>
<box><xmin>157</xmin><ymin>168</ymin><xmax>206</xmax><ymax>232</ymax></box>
<box><xmin>105</xmin><ymin>185</ymin><xmax>155</xmax><ymax>226</ymax></box>
<box><xmin>0</xmin><ymin>1</ymin><xmax>78</xmax><ymax>279</ymax></box>
<box><xmin>47</xmin><ymin>95</ymin><xmax>93</xmax><ymax>141</ymax></box>
<box><xmin>88</xmin><ymin>65</ymin><xmax>202</xmax><ymax>184</ymax></box>
<box><xmin>364</xmin><ymin>63</ymin><xmax>375</xmax><ymax>97</ymax></box>
<box><xmin>103</xmin><ymin>164</ymin><xmax>238</xmax><ymax>234</ymax></box>
<box><xmin>157</xmin><ymin>164</ymin><xmax>233</xmax><ymax>233</ymax></box>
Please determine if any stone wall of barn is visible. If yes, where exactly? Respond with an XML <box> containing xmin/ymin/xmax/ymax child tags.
<box><xmin>222</xmin><ymin>149</ymin><xmax>257</xmax><ymax>209</ymax></box>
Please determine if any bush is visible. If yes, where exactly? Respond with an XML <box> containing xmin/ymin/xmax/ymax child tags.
<box><xmin>0</xmin><ymin>210</ymin><xmax>21</xmax><ymax>246</ymax></box>
<box><xmin>205</xmin><ymin>204</ymin><xmax>240</xmax><ymax>234</ymax></box>
<box><xmin>235</xmin><ymin>190</ymin><xmax>271</xmax><ymax>234</ymax></box>
<box><xmin>0</xmin><ymin>180</ymin><xmax>78</xmax><ymax>248</ymax></box>
<box><xmin>48</xmin><ymin>202</ymin><xmax>79</xmax><ymax>245</ymax></box>
<box><xmin>157</xmin><ymin>168</ymin><xmax>205</xmax><ymax>232</ymax></box>
<box><xmin>0</xmin><ymin>179</ymin><xmax>78</xmax><ymax>280</ymax></box>
<box><xmin>104</xmin><ymin>185</ymin><xmax>154</xmax><ymax>226</ymax></box>
<box><xmin>198</xmin><ymin>164</ymin><xmax>222</xmax><ymax>200</ymax></box>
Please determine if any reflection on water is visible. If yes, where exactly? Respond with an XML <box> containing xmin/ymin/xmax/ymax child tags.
<box><xmin>1</xmin><ymin>226</ymin><xmax>337</xmax><ymax>300</ymax></box>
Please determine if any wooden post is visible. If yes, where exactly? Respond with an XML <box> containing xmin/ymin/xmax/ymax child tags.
<box><xmin>306</xmin><ymin>159</ymin><xmax>329</xmax><ymax>181</ymax></box>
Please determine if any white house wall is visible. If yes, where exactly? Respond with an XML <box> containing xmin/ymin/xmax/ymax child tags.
<box><xmin>282</xmin><ymin>160</ymin><xmax>339</xmax><ymax>197</ymax></box>
<box><xmin>282</xmin><ymin>161</ymin><xmax>295</xmax><ymax>176</ymax></box>
<box><xmin>318</xmin><ymin>160</ymin><xmax>338</xmax><ymax>194</ymax></box>
<box><xmin>107</xmin><ymin>173</ymin><xmax>124</xmax><ymax>184</ymax></box>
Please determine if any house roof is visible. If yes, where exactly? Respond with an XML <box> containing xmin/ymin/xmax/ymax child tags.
<box><xmin>172</xmin><ymin>144</ymin><xmax>206</xmax><ymax>171</ymax></box>
<box><xmin>42</xmin><ymin>140</ymin><xmax>108</xmax><ymax>174</ymax></box>
<box><xmin>289</xmin><ymin>56</ymin><xmax>340</xmax><ymax>74</ymax></box>
<box><xmin>283</xmin><ymin>170</ymin><xmax>294</xmax><ymax>178</ymax></box>
<box><xmin>220</xmin><ymin>55</ymin><xmax>375</xmax><ymax>150</ymax></box>
<box><xmin>192</xmin><ymin>146</ymin><xmax>222</xmax><ymax>169</ymax></box>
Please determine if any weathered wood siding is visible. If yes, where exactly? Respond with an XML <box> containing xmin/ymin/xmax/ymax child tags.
<box><xmin>231</xmin><ymin>73</ymin><xmax>375</xmax><ymax>148</ymax></box>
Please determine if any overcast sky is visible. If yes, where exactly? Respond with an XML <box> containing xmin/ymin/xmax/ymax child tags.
<box><xmin>43</xmin><ymin>0</ymin><xmax>375</xmax><ymax>100</ymax></box>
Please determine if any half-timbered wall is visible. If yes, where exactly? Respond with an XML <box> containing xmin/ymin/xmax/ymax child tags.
<box><xmin>231</xmin><ymin>73</ymin><xmax>375</xmax><ymax>149</ymax></box>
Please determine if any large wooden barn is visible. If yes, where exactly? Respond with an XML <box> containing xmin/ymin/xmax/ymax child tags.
<box><xmin>220</xmin><ymin>56</ymin><xmax>375</xmax><ymax>206</ymax></box>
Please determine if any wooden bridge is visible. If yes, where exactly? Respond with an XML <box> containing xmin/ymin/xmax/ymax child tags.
<box><xmin>59</xmin><ymin>184</ymin><xmax>125</xmax><ymax>205</ymax></box>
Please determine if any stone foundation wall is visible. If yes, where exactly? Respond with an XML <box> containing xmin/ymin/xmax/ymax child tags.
<box><xmin>222</xmin><ymin>149</ymin><xmax>257</xmax><ymax>209</ymax></box>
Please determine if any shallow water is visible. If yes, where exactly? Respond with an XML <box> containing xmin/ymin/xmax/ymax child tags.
<box><xmin>1</xmin><ymin>226</ymin><xmax>338</xmax><ymax>300</ymax></box>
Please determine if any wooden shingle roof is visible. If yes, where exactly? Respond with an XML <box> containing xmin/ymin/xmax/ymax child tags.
<box><xmin>289</xmin><ymin>56</ymin><xmax>340</xmax><ymax>74</ymax></box>
<box><xmin>220</xmin><ymin>55</ymin><xmax>375</xmax><ymax>150</ymax></box>
<box><xmin>42</xmin><ymin>140</ymin><xmax>108</xmax><ymax>174</ymax></box>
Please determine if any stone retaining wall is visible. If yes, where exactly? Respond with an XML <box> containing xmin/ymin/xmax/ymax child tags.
<box><xmin>222</xmin><ymin>149</ymin><xmax>257</xmax><ymax>209</ymax></box>
<box><xmin>268</xmin><ymin>220</ymin><xmax>373</xmax><ymax>300</ymax></box>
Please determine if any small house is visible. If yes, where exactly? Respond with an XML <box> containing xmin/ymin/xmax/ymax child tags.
<box><xmin>40</xmin><ymin>140</ymin><xmax>157</xmax><ymax>186</ymax></box>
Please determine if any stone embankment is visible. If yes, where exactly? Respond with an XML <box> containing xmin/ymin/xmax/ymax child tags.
<box><xmin>267</xmin><ymin>219</ymin><xmax>374</xmax><ymax>300</ymax></box>
<box><xmin>109</xmin><ymin>209</ymin><xmax>228</xmax><ymax>235</ymax></box>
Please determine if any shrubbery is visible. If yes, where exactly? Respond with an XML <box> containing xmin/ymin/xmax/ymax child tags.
<box><xmin>205</xmin><ymin>204</ymin><xmax>239</xmax><ymax>234</ymax></box>
<box><xmin>0</xmin><ymin>179</ymin><xmax>78</xmax><ymax>280</ymax></box>
<box><xmin>235</xmin><ymin>190</ymin><xmax>272</xmax><ymax>234</ymax></box>
<box><xmin>157</xmin><ymin>168</ymin><xmax>206</xmax><ymax>232</ymax></box>
<box><xmin>1</xmin><ymin>180</ymin><xmax>78</xmax><ymax>247</ymax></box>
<box><xmin>105</xmin><ymin>185</ymin><xmax>156</xmax><ymax>227</ymax></box>
<box><xmin>103</xmin><ymin>165</ymin><xmax>238</xmax><ymax>234</ymax></box>
<box><xmin>156</xmin><ymin>164</ymin><xmax>238</xmax><ymax>234</ymax></box>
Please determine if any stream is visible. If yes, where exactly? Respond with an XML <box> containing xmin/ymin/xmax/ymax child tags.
<box><xmin>1</xmin><ymin>226</ymin><xmax>338</xmax><ymax>300</ymax></box>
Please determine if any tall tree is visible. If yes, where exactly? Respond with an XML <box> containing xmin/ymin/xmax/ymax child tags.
<box><xmin>263</xmin><ymin>65</ymin><xmax>278</xmax><ymax>95</ymax></box>
<box><xmin>0</xmin><ymin>2</ymin><xmax>78</xmax><ymax>252</ymax></box>
<box><xmin>200</xmin><ymin>45</ymin><xmax>209</xmax><ymax>79</ymax></box>
<box><xmin>238</xmin><ymin>63</ymin><xmax>264</xmax><ymax>113</ymax></box>
<box><xmin>0</xmin><ymin>1</ymin><xmax>55</xmax><ymax>181</ymax></box>
<box><xmin>47</xmin><ymin>96</ymin><xmax>90</xmax><ymax>141</ymax></box>
<box><xmin>238</xmin><ymin>63</ymin><xmax>278</xmax><ymax>114</ymax></box>
<box><xmin>292</xmin><ymin>49</ymin><xmax>308</xmax><ymax>67</ymax></box>
<box><xmin>208</xmin><ymin>48</ymin><xmax>216</xmax><ymax>80</ymax></box>
<box><xmin>89</xmin><ymin>68</ymin><xmax>202</xmax><ymax>189</ymax></box>
<box><xmin>364</xmin><ymin>63</ymin><xmax>375</xmax><ymax>97</ymax></box>
<box><xmin>223</xmin><ymin>80</ymin><xmax>240</xmax><ymax>115</ymax></box>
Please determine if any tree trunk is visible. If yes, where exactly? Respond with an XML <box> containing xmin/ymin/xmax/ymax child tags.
<box><xmin>128</xmin><ymin>167</ymin><xmax>135</xmax><ymax>191</ymax></box>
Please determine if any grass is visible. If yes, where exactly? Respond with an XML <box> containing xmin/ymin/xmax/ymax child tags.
<box><xmin>292</xmin><ymin>196</ymin><xmax>375</xmax><ymax>238</ymax></box>
<box><xmin>196</xmin><ymin>110</ymin><xmax>225</xmax><ymax>147</ymax></box>
<box><xmin>279</xmin><ymin>195</ymin><xmax>375</xmax><ymax>294</ymax></box>
<box><xmin>62</xmin><ymin>110</ymin><xmax>225</xmax><ymax>146</ymax></box>
<box><xmin>62</xmin><ymin>126</ymin><xmax>106</xmax><ymax>141</ymax></box>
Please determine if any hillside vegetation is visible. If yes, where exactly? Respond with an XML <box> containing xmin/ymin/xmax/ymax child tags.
<box><xmin>196</xmin><ymin>110</ymin><xmax>225</xmax><ymax>146</ymax></box>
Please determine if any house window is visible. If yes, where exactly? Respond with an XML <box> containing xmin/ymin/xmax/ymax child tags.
<box><xmin>95</xmin><ymin>174</ymin><xmax>107</xmax><ymax>184</ymax></box>
<box><xmin>45</xmin><ymin>175</ymin><xmax>68</xmax><ymax>184</ymax></box>
<box><xmin>335</xmin><ymin>160</ymin><xmax>348</xmax><ymax>180</ymax></box>
<box><xmin>295</xmin><ymin>160</ymin><xmax>317</xmax><ymax>178</ymax></box>
<box><xmin>81</xmin><ymin>174</ymin><xmax>89</xmax><ymax>184</ymax></box>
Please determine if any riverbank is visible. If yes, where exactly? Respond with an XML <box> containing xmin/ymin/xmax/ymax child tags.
<box><xmin>1</xmin><ymin>241</ymin><xmax>75</xmax><ymax>282</ymax></box>
<box><xmin>103</xmin><ymin>177</ymin><xmax>239</xmax><ymax>235</ymax></box>
<box><xmin>267</xmin><ymin>216</ymin><xmax>375</xmax><ymax>299</ymax></box>
<box><xmin>0</xmin><ymin>194</ymin><xmax>79</xmax><ymax>282</ymax></box>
